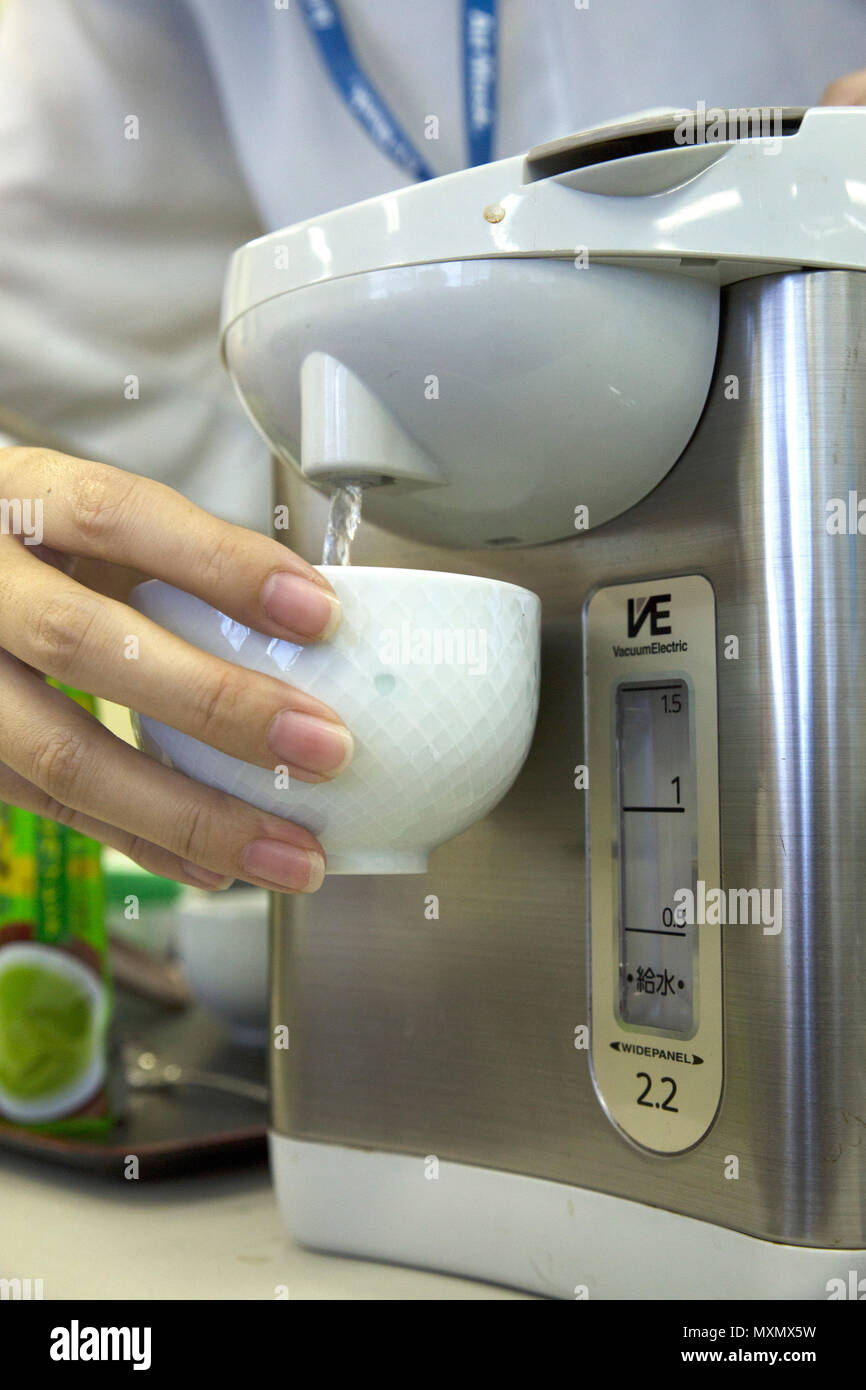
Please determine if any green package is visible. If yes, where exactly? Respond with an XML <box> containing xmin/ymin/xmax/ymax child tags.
<box><xmin>0</xmin><ymin>685</ymin><xmax>112</xmax><ymax>1133</ymax></box>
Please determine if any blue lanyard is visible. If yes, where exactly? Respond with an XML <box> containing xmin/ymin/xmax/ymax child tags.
<box><xmin>298</xmin><ymin>0</ymin><xmax>498</xmax><ymax>181</ymax></box>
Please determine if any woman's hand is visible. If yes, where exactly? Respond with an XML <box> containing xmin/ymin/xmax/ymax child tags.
<box><xmin>0</xmin><ymin>446</ymin><xmax>354</xmax><ymax>894</ymax></box>
<box><xmin>821</xmin><ymin>67</ymin><xmax>866</xmax><ymax>104</ymax></box>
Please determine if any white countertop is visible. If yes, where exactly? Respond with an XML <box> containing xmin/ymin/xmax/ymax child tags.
<box><xmin>0</xmin><ymin>1153</ymin><xmax>530</xmax><ymax>1300</ymax></box>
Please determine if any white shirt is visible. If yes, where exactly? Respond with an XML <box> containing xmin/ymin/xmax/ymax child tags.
<box><xmin>1</xmin><ymin>0</ymin><xmax>865</xmax><ymax>528</ymax></box>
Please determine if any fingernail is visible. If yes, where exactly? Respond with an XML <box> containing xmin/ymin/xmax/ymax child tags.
<box><xmin>262</xmin><ymin>572</ymin><xmax>341</xmax><ymax>639</ymax></box>
<box><xmin>267</xmin><ymin>710</ymin><xmax>354</xmax><ymax>776</ymax></box>
<box><xmin>181</xmin><ymin>863</ymin><xmax>235</xmax><ymax>890</ymax></box>
<box><xmin>242</xmin><ymin>840</ymin><xmax>326</xmax><ymax>893</ymax></box>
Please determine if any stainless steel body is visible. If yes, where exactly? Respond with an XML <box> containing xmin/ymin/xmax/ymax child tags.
<box><xmin>271</xmin><ymin>270</ymin><xmax>866</xmax><ymax>1248</ymax></box>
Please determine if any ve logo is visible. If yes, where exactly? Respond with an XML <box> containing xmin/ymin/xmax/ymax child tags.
<box><xmin>627</xmin><ymin>593</ymin><xmax>672</xmax><ymax>638</ymax></box>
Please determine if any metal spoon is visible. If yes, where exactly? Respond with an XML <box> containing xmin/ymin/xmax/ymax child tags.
<box><xmin>123</xmin><ymin>1046</ymin><xmax>269</xmax><ymax>1105</ymax></box>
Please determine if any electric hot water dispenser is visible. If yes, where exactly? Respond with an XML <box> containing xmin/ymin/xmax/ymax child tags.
<box><xmin>220</xmin><ymin>108</ymin><xmax>866</xmax><ymax>1298</ymax></box>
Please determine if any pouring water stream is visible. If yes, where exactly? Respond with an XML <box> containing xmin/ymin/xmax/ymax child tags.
<box><xmin>322</xmin><ymin>483</ymin><xmax>364</xmax><ymax>565</ymax></box>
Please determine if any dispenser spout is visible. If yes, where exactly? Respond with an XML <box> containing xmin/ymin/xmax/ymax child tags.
<box><xmin>300</xmin><ymin>351</ymin><xmax>444</xmax><ymax>488</ymax></box>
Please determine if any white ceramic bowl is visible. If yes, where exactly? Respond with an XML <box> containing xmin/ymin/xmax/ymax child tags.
<box><xmin>0</xmin><ymin>942</ymin><xmax>107</xmax><ymax>1123</ymax></box>
<box><xmin>131</xmin><ymin>567</ymin><xmax>541</xmax><ymax>873</ymax></box>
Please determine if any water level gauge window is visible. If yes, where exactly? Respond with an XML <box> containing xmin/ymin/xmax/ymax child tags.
<box><xmin>616</xmin><ymin>680</ymin><xmax>697</xmax><ymax>1035</ymax></box>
